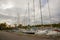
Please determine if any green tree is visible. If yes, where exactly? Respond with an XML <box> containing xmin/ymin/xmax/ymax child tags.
<box><xmin>0</xmin><ymin>23</ymin><xmax>7</xmax><ymax>30</ymax></box>
<box><xmin>18</xmin><ymin>24</ymin><xmax>22</xmax><ymax>28</ymax></box>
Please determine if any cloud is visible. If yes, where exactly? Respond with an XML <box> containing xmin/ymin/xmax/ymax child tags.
<box><xmin>41</xmin><ymin>0</ymin><xmax>60</xmax><ymax>24</ymax></box>
<box><xmin>0</xmin><ymin>0</ymin><xmax>14</xmax><ymax>9</ymax></box>
<box><xmin>0</xmin><ymin>0</ymin><xmax>60</xmax><ymax>25</ymax></box>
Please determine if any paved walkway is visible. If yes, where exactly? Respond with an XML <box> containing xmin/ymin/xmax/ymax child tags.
<box><xmin>0</xmin><ymin>31</ymin><xmax>59</xmax><ymax>40</ymax></box>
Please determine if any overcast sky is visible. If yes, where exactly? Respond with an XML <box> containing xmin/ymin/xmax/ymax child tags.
<box><xmin>0</xmin><ymin>0</ymin><xmax>60</xmax><ymax>25</ymax></box>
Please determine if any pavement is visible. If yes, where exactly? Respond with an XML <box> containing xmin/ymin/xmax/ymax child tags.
<box><xmin>0</xmin><ymin>31</ymin><xmax>59</xmax><ymax>40</ymax></box>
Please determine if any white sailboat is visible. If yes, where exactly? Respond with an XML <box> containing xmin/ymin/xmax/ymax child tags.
<box><xmin>22</xmin><ymin>0</ymin><xmax>35</xmax><ymax>34</ymax></box>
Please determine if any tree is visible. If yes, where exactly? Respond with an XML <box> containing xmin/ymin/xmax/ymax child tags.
<box><xmin>18</xmin><ymin>24</ymin><xmax>22</xmax><ymax>28</ymax></box>
<box><xmin>0</xmin><ymin>23</ymin><xmax>7</xmax><ymax>30</ymax></box>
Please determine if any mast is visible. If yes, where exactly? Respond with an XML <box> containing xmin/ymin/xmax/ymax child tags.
<box><xmin>27</xmin><ymin>0</ymin><xmax>30</xmax><ymax>25</ymax></box>
<box><xmin>16</xmin><ymin>8</ymin><xmax>20</xmax><ymax>25</ymax></box>
<box><xmin>23</xmin><ymin>9</ymin><xmax>26</xmax><ymax>26</ymax></box>
<box><xmin>47</xmin><ymin>0</ymin><xmax>52</xmax><ymax>27</ymax></box>
<box><xmin>23</xmin><ymin>5</ymin><xmax>27</xmax><ymax>26</ymax></box>
<box><xmin>33</xmin><ymin>0</ymin><xmax>35</xmax><ymax>25</ymax></box>
<box><xmin>39</xmin><ymin>0</ymin><xmax>43</xmax><ymax>26</ymax></box>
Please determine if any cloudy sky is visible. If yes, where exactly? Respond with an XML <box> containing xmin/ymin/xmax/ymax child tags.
<box><xmin>0</xmin><ymin>0</ymin><xmax>60</xmax><ymax>25</ymax></box>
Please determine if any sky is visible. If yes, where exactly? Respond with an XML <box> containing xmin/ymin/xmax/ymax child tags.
<box><xmin>0</xmin><ymin>0</ymin><xmax>60</xmax><ymax>25</ymax></box>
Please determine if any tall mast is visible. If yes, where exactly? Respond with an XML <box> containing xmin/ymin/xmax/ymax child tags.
<box><xmin>23</xmin><ymin>5</ymin><xmax>27</xmax><ymax>26</ymax></box>
<box><xmin>39</xmin><ymin>0</ymin><xmax>43</xmax><ymax>26</ymax></box>
<box><xmin>27</xmin><ymin>0</ymin><xmax>30</xmax><ymax>25</ymax></box>
<box><xmin>33</xmin><ymin>0</ymin><xmax>35</xmax><ymax>25</ymax></box>
<box><xmin>17</xmin><ymin>8</ymin><xmax>20</xmax><ymax>25</ymax></box>
<box><xmin>47</xmin><ymin>0</ymin><xmax>52</xmax><ymax>27</ymax></box>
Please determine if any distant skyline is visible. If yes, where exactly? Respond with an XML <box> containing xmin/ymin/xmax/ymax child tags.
<box><xmin>0</xmin><ymin>0</ymin><xmax>60</xmax><ymax>25</ymax></box>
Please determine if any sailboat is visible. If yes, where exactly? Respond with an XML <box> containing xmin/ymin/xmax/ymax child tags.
<box><xmin>35</xmin><ymin>0</ymin><xmax>47</xmax><ymax>35</ymax></box>
<box><xmin>22</xmin><ymin>0</ymin><xmax>35</xmax><ymax>34</ymax></box>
